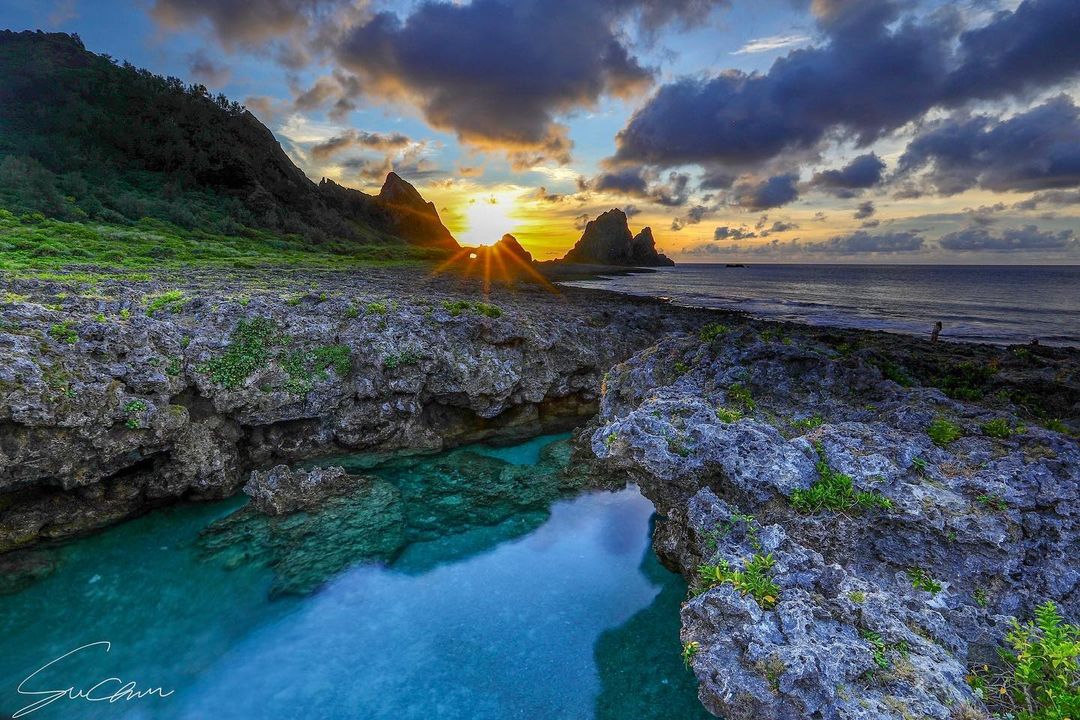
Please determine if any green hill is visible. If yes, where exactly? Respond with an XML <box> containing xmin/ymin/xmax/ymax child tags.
<box><xmin>0</xmin><ymin>30</ymin><xmax>457</xmax><ymax>269</ymax></box>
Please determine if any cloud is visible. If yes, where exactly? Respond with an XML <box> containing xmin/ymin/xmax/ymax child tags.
<box><xmin>1014</xmin><ymin>189</ymin><xmax>1080</xmax><ymax>209</ymax></box>
<box><xmin>853</xmin><ymin>200</ymin><xmax>875</xmax><ymax>219</ymax></box>
<box><xmin>588</xmin><ymin>167</ymin><xmax>690</xmax><ymax>206</ymax></box>
<box><xmin>898</xmin><ymin>96</ymin><xmax>1080</xmax><ymax>195</ymax></box>
<box><xmin>186</xmin><ymin>48</ymin><xmax>231</xmax><ymax>87</ymax></box>
<box><xmin>938</xmin><ymin>225</ymin><xmax>1076</xmax><ymax>252</ymax></box>
<box><xmin>333</xmin><ymin>0</ymin><xmax>722</xmax><ymax>166</ymax></box>
<box><xmin>732</xmin><ymin>173</ymin><xmax>799</xmax><ymax>210</ymax></box>
<box><xmin>803</xmin><ymin>230</ymin><xmax>924</xmax><ymax>254</ymax></box>
<box><xmin>292</xmin><ymin>72</ymin><xmax>362</xmax><ymax>121</ymax></box>
<box><xmin>150</xmin><ymin>0</ymin><xmax>348</xmax><ymax>50</ymax></box>
<box><xmin>310</xmin><ymin>130</ymin><xmax>413</xmax><ymax>160</ymax></box>
<box><xmin>687</xmin><ymin>229</ymin><xmax>924</xmax><ymax>257</ymax></box>
<box><xmin>809</xmin><ymin>153</ymin><xmax>885</xmax><ymax>197</ymax></box>
<box><xmin>714</xmin><ymin>226</ymin><xmax>757</xmax><ymax>240</ymax></box>
<box><xmin>612</xmin><ymin>0</ymin><xmax>1080</xmax><ymax>170</ymax></box>
<box><xmin>732</xmin><ymin>33</ymin><xmax>810</xmax><ymax>55</ymax></box>
<box><xmin>48</xmin><ymin>0</ymin><xmax>79</xmax><ymax>26</ymax></box>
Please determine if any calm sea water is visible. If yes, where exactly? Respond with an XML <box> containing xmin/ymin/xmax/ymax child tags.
<box><xmin>0</xmin><ymin>436</ymin><xmax>708</xmax><ymax>720</ymax></box>
<box><xmin>564</xmin><ymin>264</ymin><xmax>1080</xmax><ymax>346</ymax></box>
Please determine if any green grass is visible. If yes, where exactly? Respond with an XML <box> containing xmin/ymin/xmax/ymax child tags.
<box><xmin>727</xmin><ymin>383</ymin><xmax>756</xmax><ymax>412</ymax></box>
<box><xmin>696</xmin><ymin>553</ymin><xmax>779</xmax><ymax>609</ymax></box>
<box><xmin>146</xmin><ymin>289</ymin><xmax>187</xmax><ymax>315</ymax></box>
<box><xmin>383</xmin><ymin>349</ymin><xmax>421</xmax><ymax>369</ymax></box>
<box><xmin>198</xmin><ymin>317</ymin><xmax>285</xmax><ymax>389</ymax></box>
<box><xmin>281</xmin><ymin>344</ymin><xmax>352</xmax><ymax>394</ymax></box>
<box><xmin>47</xmin><ymin>319</ymin><xmax>77</xmax><ymax>344</ymax></box>
<box><xmin>790</xmin><ymin>444</ymin><xmax>892</xmax><ymax>514</ymax></box>
<box><xmin>928</xmin><ymin>417</ymin><xmax>964</xmax><ymax>447</ymax></box>
<box><xmin>972</xmin><ymin>602</ymin><xmax>1079</xmax><ymax>720</ymax></box>
<box><xmin>982</xmin><ymin>417</ymin><xmax>1023</xmax><ymax>439</ymax></box>
<box><xmin>681</xmin><ymin>641</ymin><xmax>700</xmax><ymax>670</ymax></box>
<box><xmin>442</xmin><ymin>299</ymin><xmax>503</xmax><ymax>319</ymax></box>
<box><xmin>699</xmin><ymin>323</ymin><xmax>729</xmax><ymax>342</ymax></box>
<box><xmin>976</xmin><ymin>493</ymin><xmax>1009</xmax><ymax>512</ymax></box>
<box><xmin>716</xmin><ymin>407</ymin><xmax>743</xmax><ymax>423</ymax></box>
<box><xmin>790</xmin><ymin>414</ymin><xmax>824</xmax><ymax>433</ymax></box>
<box><xmin>0</xmin><ymin>211</ymin><xmax>435</xmax><ymax>278</ymax></box>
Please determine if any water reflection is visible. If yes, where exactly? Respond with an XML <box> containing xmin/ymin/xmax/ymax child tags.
<box><xmin>0</xmin><ymin>435</ymin><xmax>706</xmax><ymax>720</ymax></box>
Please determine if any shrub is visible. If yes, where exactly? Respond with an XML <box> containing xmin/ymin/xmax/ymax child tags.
<box><xmin>907</xmin><ymin>567</ymin><xmax>942</xmax><ymax>593</ymax></box>
<box><xmin>696</xmin><ymin>553</ymin><xmax>779</xmax><ymax>609</ymax></box>
<box><xmin>716</xmin><ymin>407</ymin><xmax>743</xmax><ymax>424</ymax></box>
<box><xmin>928</xmin><ymin>417</ymin><xmax>964</xmax><ymax>447</ymax></box>
<box><xmin>199</xmin><ymin>317</ymin><xmax>282</xmax><ymax>389</ymax></box>
<box><xmin>728</xmin><ymin>383</ymin><xmax>756</xmax><ymax>411</ymax></box>
<box><xmin>982</xmin><ymin>418</ymin><xmax>1021</xmax><ymax>439</ymax></box>
<box><xmin>699</xmin><ymin>323</ymin><xmax>729</xmax><ymax>342</ymax></box>
<box><xmin>972</xmin><ymin>602</ymin><xmax>1079</xmax><ymax>720</ymax></box>
<box><xmin>790</xmin><ymin>445</ymin><xmax>892</xmax><ymax>513</ymax></box>
<box><xmin>48</xmin><ymin>320</ymin><xmax>78</xmax><ymax>344</ymax></box>
<box><xmin>145</xmin><ymin>289</ymin><xmax>186</xmax><ymax>315</ymax></box>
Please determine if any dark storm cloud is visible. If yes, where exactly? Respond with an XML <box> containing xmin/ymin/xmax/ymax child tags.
<box><xmin>804</xmin><ymin>230</ymin><xmax>924</xmax><ymax>254</ymax></box>
<box><xmin>898</xmin><ymin>96</ymin><xmax>1080</xmax><ymax>196</ymax></box>
<box><xmin>310</xmin><ymin>130</ymin><xmax>413</xmax><ymax>160</ymax></box>
<box><xmin>612</xmin><ymin>0</ymin><xmax>1080</xmax><ymax>169</ymax></box>
<box><xmin>1014</xmin><ymin>189</ymin><xmax>1080</xmax><ymax>209</ymax></box>
<box><xmin>853</xmin><ymin>201</ymin><xmax>875</xmax><ymax>219</ymax></box>
<box><xmin>732</xmin><ymin>173</ymin><xmax>799</xmax><ymax>210</ymax></box>
<box><xmin>150</xmin><ymin>0</ymin><xmax>347</xmax><ymax>49</ymax></box>
<box><xmin>810</xmin><ymin>153</ymin><xmax>885</xmax><ymax>197</ymax></box>
<box><xmin>333</xmin><ymin>0</ymin><xmax>722</xmax><ymax>165</ymax></box>
<box><xmin>714</xmin><ymin>226</ymin><xmax>757</xmax><ymax>241</ymax></box>
<box><xmin>589</xmin><ymin>167</ymin><xmax>690</xmax><ymax>206</ymax></box>
<box><xmin>938</xmin><ymin>225</ymin><xmax>1077</xmax><ymax>252</ymax></box>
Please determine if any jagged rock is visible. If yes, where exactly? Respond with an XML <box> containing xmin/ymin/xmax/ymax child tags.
<box><xmin>581</xmin><ymin>326</ymin><xmax>1080</xmax><ymax>720</ymax></box>
<box><xmin>630</xmin><ymin>227</ymin><xmax>675</xmax><ymax>266</ymax></box>
<box><xmin>0</xmin><ymin>267</ymin><xmax>710</xmax><ymax>551</ymax></box>
<box><xmin>494</xmin><ymin>234</ymin><xmax>533</xmax><ymax>262</ymax></box>
<box><xmin>562</xmin><ymin>209</ymin><xmax>674</xmax><ymax>267</ymax></box>
<box><xmin>243</xmin><ymin>465</ymin><xmax>357</xmax><ymax>515</ymax></box>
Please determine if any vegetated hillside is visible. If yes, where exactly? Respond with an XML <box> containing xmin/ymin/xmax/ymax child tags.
<box><xmin>0</xmin><ymin>30</ymin><xmax>457</xmax><ymax>250</ymax></box>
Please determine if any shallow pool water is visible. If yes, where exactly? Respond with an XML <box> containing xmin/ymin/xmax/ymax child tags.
<box><xmin>0</xmin><ymin>436</ymin><xmax>710</xmax><ymax>719</ymax></box>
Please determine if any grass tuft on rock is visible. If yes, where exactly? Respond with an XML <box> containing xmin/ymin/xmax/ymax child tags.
<box><xmin>928</xmin><ymin>417</ymin><xmax>964</xmax><ymax>447</ymax></box>
<box><xmin>790</xmin><ymin>444</ymin><xmax>892</xmax><ymax>514</ymax></box>
<box><xmin>696</xmin><ymin>553</ymin><xmax>779</xmax><ymax>609</ymax></box>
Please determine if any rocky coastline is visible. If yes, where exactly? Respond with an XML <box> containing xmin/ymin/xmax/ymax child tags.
<box><xmin>1</xmin><ymin>265</ymin><xmax>1078</xmax><ymax>719</ymax></box>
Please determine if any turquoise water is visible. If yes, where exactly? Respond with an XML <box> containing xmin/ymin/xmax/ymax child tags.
<box><xmin>0</xmin><ymin>436</ymin><xmax>709</xmax><ymax>719</ymax></box>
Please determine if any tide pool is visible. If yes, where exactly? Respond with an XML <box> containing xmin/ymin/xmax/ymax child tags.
<box><xmin>0</xmin><ymin>436</ymin><xmax>709</xmax><ymax>719</ymax></box>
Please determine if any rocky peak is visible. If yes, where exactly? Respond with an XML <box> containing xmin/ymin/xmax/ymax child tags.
<box><xmin>378</xmin><ymin>171</ymin><xmax>428</xmax><ymax>209</ymax></box>
<box><xmin>561</xmin><ymin>209</ymin><xmax>674</xmax><ymax>267</ymax></box>
<box><xmin>495</xmin><ymin>234</ymin><xmax>533</xmax><ymax>262</ymax></box>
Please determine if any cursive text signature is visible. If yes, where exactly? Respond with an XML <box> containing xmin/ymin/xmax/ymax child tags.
<box><xmin>13</xmin><ymin>641</ymin><xmax>174</xmax><ymax>718</ymax></box>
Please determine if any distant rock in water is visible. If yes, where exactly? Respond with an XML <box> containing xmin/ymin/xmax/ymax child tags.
<box><xmin>562</xmin><ymin>209</ymin><xmax>674</xmax><ymax>266</ymax></box>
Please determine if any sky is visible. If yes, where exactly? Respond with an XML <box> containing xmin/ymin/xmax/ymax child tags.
<box><xmin>1</xmin><ymin>0</ymin><xmax>1079</xmax><ymax>262</ymax></box>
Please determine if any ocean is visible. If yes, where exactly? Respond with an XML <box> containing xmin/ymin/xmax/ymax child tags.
<box><xmin>562</xmin><ymin>264</ymin><xmax>1080</xmax><ymax>347</ymax></box>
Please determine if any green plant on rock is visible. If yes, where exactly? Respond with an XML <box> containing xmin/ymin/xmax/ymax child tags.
<box><xmin>682</xmin><ymin>641</ymin><xmax>700</xmax><ymax>670</ymax></box>
<box><xmin>974</xmin><ymin>588</ymin><xmax>989</xmax><ymax>608</ymax></box>
<box><xmin>383</xmin><ymin>349</ymin><xmax>421</xmax><ymax>370</ymax></box>
<box><xmin>728</xmin><ymin>383</ymin><xmax>756</xmax><ymax>411</ymax></box>
<box><xmin>911</xmin><ymin>457</ymin><xmax>928</xmax><ymax>474</ymax></box>
<box><xmin>982</xmin><ymin>417</ymin><xmax>1023</xmax><ymax>439</ymax></box>
<box><xmin>673</xmin><ymin>361</ymin><xmax>690</xmax><ymax>376</ymax></box>
<box><xmin>48</xmin><ymin>320</ymin><xmax>78</xmax><ymax>344</ymax></box>
<box><xmin>976</xmin><ymin>493</ymin><xmax>1008</xmax><ymax>512</ymax></box>
<box><xmin>198</xmin><ymin>317</ymin><xmax>284</xmax><ymax>389</ymax></box>
<box><xmin>699</xmin><ymin>323</ymin><xmax>729</xmax><ymax>342</ymax></box>
<box><xmin>366</xmin><ymin>300</ymin><xmax>387</xmax><ymax>314</ymax></box>
<box><xmin>907</xmin><ymin>567</ymin><xmax>942</xmax><ymax>594</ymax></box>
<box><xmin>716</xmin><ymin>406</ymin><xmax>743</xmax><ymax>423</ymax></box>
<box><xmin>860</xmin><ymin>630</ymin><xmax>910</xmax><ymax>671</ymax></box>
<box><xmin>123</xmin><ymin>398</ymin><xmax>147</xmax><ymax>429</ymax></box>
<box><xmin>790</xmin><ymin>444</ymin><xmax>892</xmax><ymax>514</ymax></box>
<box><xmin>791</xmin><ymin>414</ymin><xmax>824</xmax><ymax>433</ymax></box>
<box><xmin>928</xmin><ymin>417</ymin><xmax>964</xmax><ymax>447</ymax></box>
<box><xmin>145</xmin><ymin>289</ymin><xmax>186</xmax><ymax>315</ymax></box>
<box><xmin>281</xmin><ymin>344</ymin><xmax>352</xmax><ymax>394</ymax></box>
<box><xmin>971</xmin><ymin>602</ymin><xmax>1079</xmax><ymax>720</ymax></box>
<box><xmin>696</xmin><ymin>553</ymin><xmax>779</xmax><ymax>609</ymax></box>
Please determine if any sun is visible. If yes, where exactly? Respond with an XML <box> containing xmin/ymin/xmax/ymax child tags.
<box><xmin>459</xmin><ymin>194</ymin><xmax>517</xmax><ymax>246</ymax></box>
